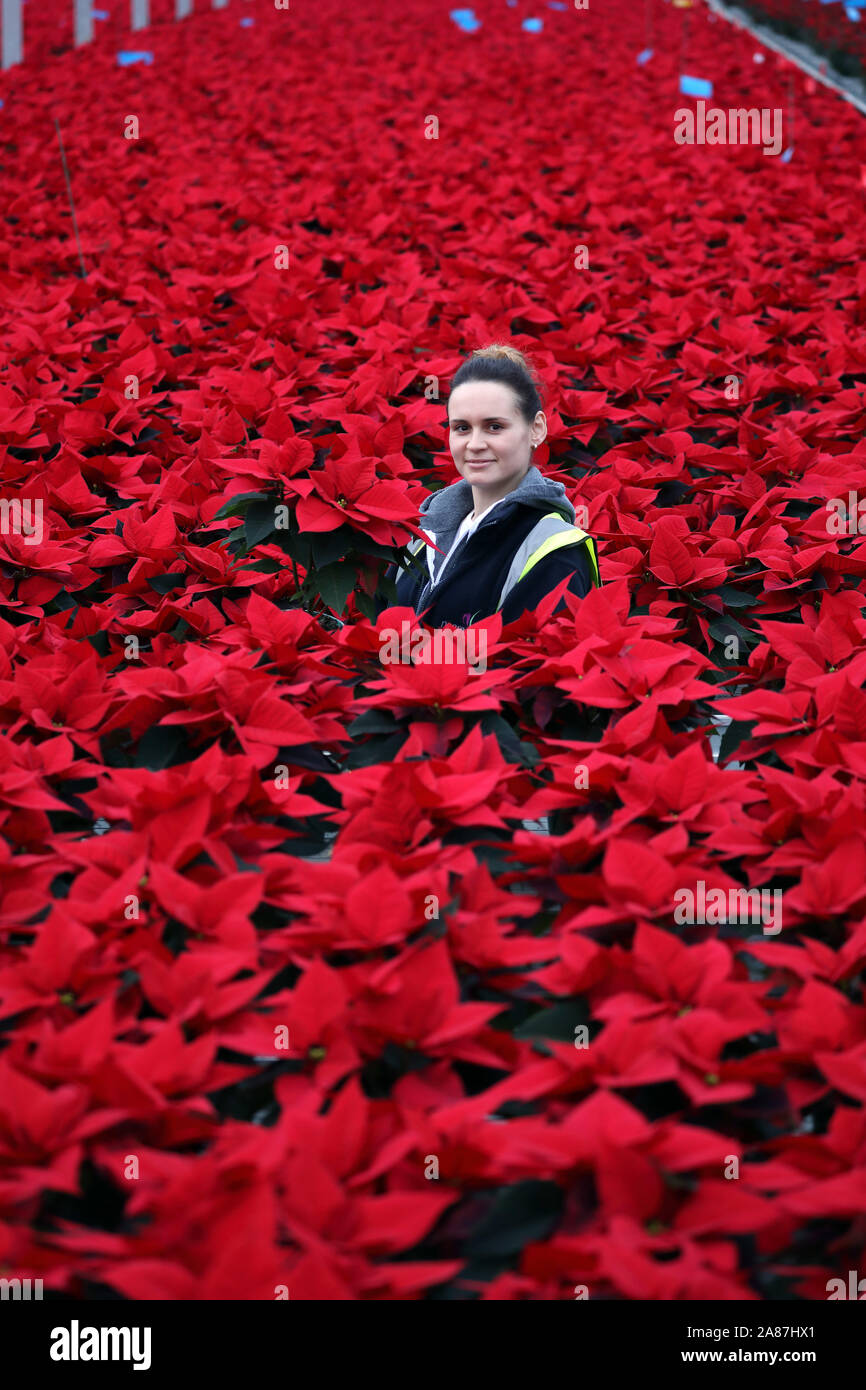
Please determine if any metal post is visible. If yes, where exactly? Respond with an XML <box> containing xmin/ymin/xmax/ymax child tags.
<box><xmin>2</xmin><ymin>0</ymin><xmax>23</xmax><ymax>69</ymax></box>
<box><xmin>74</xmin><ymin>0</ymin><xmax>94</xmax><ymax>46</ymax></box>
<box><xmin>213</xmin><ymin>0</ymin><xmax>229</xmax><ymax>8</ymax></box>
<box><xmin>54</xmin><ymin>117</ymin><xmax>88</xmax><ymax>279</ymax></box>
<box><xmin>176</xmin><ymin>0</ymin><xmax>193</xmax><ymax>17</ymax></box>
<box><xmin>131</xmin><ymin>0</ymin><xmax>149</xmax><ymax>30</ymax></box>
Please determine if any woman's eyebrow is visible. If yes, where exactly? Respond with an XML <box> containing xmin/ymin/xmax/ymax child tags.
<box><xmin>446</xmin><ymin>416</ymin><xmax>507</xmax><ymax>425</ymax></box>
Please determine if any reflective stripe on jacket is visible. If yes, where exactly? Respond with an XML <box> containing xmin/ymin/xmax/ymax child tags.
<box><xmin>493</xmin><ymin>510</ymin><xmax>601</xmax><ymax>610</ymax></box>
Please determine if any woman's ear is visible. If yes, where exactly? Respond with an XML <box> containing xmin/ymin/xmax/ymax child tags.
<box><xmin>530</xmin><ymin>411</ymin><xmax>547</xmax><ymax>451</ymax></box>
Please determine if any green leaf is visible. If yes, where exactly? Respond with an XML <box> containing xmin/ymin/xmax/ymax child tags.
<box><xmin>478</xmin><ymin>712</ymin><xmax>540</xmax><ymax>768</ymax></box>
<box><xmin>245</xmin><ymin>498</ymin><xmax>280</xmax><ymax>549</ymax></box>
<box><xmin>241</xmin><ymin>557</ymin><xmax>283</xmax><ymax>574</ymax></box>
<box><xmin>313</xmin><ymin>561</ymin><xmax>356</xmax><ymax>616</ymax></box>
<box><xmin>464</xmin><ymin>1181</ymin><xmax>564</xmax><ymax>1259</ymax></box>
<box><xmin>708</xmin><ymin>616</ymin><xmax>757</xmax><ymax>655</ymax></box>
<box><xmin>273</xmin><ymin>744</ymin><xmax>337</xmax><ymax>772</ymax></box>
<box><xmin>347</xmin><ymin>709</ymin><xmax>399</xmax><ymax>737</ymax></box>
<box><xmin>134</xmin><ymin>725</ymin><xmax>189</xmax><ymax>769</ymax></box>
<box><xmin>310</xmin><ymin>526</ymin><xmax>355</xmax><ymax>568</ymax></box>
<box><xmin>375</xmin><ymin>573</ymin><xmax>400</xmax><ymax>606</ymax></box>
<box><xmin>147</xmin><ymin>573</ymin><xmax>188</xmax><ymax>594</ymax></box>
<box><xmin>354</xmin><ymin>590</ymin><xmax>379</xmax><ymax>623</ymax></box>
<box><xmin>213</xmin><ymin>491</ymin><xmax>270</xmax><ymax>521</ymax></box>
<box><xmin>513</xmin><ymin>998</ymin><xmax>590</xmax><ymax>1042</ymax></box>
<box><xmin>358</xmin><ymin>536</ymin><xmax>413</xmax><ymax>563</ymax></box>
<box><xmin>718</xmin><ymin>717</ymin><xmax>754</xmax><ymax>763</ymax></box>
<box><xmin>86</xmin><ymin>630</ymin><xmax>111</xmax><ymax>656</ymax></box>
<box><xmin>274</xmin><ymin>530</ymin><xmax>313</xmax><ymax>568</ymax></box>
<box><xmin>710</xmin><ymin>584</ymin><xmax>760</xmax><ymax>609</ymax></box>
<box><xmin>341</xmin><ymin>732</ymin><xmax>406</xmax><ymax>768</ymax></box>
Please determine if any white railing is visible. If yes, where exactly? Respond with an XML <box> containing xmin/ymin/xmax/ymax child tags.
<box><xmin>74</xmin><ymin>0</ymin><xmax>93</xmax><ymax>47</ymax></box>
<box><xmin>2</xmin><ymin>0</ymin><xmax>234</xmax><ymax>70</ymax></box>
<box><xmin>2</xmin><ymin>0</ymin><xmax>22</xmax><ymax>69</ymax></box>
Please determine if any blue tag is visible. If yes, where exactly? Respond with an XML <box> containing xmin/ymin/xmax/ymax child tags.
<box><xmin>117</xmin><ymin>50</ymin><xmax>154</xmax><ymax>65</ymax></box>
<box><xmin>240</xmin><ymin>15</ymin><xmax>254</xmax><ymax>23</ymax></box>
<box><xmin>679</xmin><ymin>74</ymin><xmax>713</xmax><ymax>98</ymax></box>
<box><xmin>548</xmin><ymin>1</ymin><xmax>568</xmax><ymax>8</ymax></box>
<box><xmin>450</xmin><ymin>8</ymin><xmax>481</xmax><ymax>29</ymax></box>
<box><xmin>637</xmin><ymin>47</ymin><xmax>653</xmax><ymax>64</ymax></box>
<box><xmin>522</xmin><ymin>17</ymin><xmax>544</xmax><ymax>30</ymax></box>
<box><xmin>780</xmin><ymin>145</ymin><xmax>794</xmax><ymax>161</ymax></box>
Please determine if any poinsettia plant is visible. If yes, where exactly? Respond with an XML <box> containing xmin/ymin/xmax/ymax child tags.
<box><xmin>214</xmin><ymin>452</ymin><xmax>434</xmax><ymax>622</ymax></box>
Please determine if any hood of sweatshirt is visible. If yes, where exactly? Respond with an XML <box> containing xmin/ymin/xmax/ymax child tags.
<box><xmin>417</xmin><ymin>465</ymin><xmax>576</xmax><ymax>574</ymax></box>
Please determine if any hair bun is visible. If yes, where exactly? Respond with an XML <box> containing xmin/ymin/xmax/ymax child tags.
<box><xmin>473</xmin><ymin>344</ymin><xmax>527</xmax><ymax>367</ymax></box>
<box><xmin>472</xmin><ymin>342</ymin><xmax>541</xmax><ymax>386</ymax></box>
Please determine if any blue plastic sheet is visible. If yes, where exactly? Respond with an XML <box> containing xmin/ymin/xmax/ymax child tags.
<box><xmin>637</xmin><ymin>47</ymin><xmax>653</xmax><ymax>64</ymax></box>
<box><xmin>679</xmin><ymin>74</ymin><xmax>713</xmax><ymax>98</ymax></box>
<box><xmin>522</xmin><ymin>17</ymin><xmax>544</xmax><ymax>31</ymax></box>
<box><xmin>117</xmin><ymin>51</ymin><xmax>154</xmax><ymax>66</ymax></box>
<box><xmin>450</xmin><ymin>8</ymin><xmax>481</xmax><ymax>30</ymax></box>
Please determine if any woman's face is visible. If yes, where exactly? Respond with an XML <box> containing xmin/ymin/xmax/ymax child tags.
<box><xmin>448</xmin><ymin>381</ymin><xmax>546</xmax><ymax>501</ymax></box>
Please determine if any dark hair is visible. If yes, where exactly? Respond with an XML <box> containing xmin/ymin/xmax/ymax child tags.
<box><xmin>448</xmin><ymin>343</ymin><xmax>545</xmax><ymax>425</ymax></box>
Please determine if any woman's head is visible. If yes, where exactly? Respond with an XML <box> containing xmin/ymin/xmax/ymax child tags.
<box><xmin>447</xmin><ymin>344</ymin><xmax>547</xmax><ymax>504</ymax></box>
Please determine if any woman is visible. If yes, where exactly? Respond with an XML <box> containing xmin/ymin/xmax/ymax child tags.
<box><xmin>377</xmin><ymin>343</ymin><xmax>601</xmax><ymax>627</ymax></box>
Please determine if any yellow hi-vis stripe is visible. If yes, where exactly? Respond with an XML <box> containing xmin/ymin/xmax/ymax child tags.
<box><xmin>516</xmin><ymin>527</ymin><xmax>601</xmax><ymax>590</ymax></box>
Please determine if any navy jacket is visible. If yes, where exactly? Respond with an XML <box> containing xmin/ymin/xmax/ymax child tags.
<box><xmin>375</xmin><ymin>466</ymin><xmax>596</xmax><ymax>628</ymax></box>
